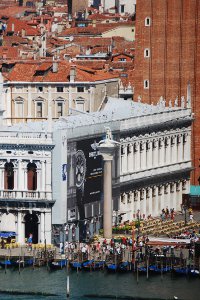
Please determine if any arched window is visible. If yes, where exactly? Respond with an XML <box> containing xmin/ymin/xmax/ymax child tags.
<box><xmin>144</xmin><ymin>79</ymin><xmax>149</xmax><ymax>89</ymax></box>
<box><xmin>4</xmin><ymin>162</ymin><xmax>14</xmax><ymax>190</ymax></box>
<box><xmin>145</xmin><ymin>17</ymin><xmax>151</xmax><ymax>27</ymax></box>
<box><xmin>144</xmin><ymin>48</ymin><xmax>150</xmax><ymax>58</ymax></box>
<box><xmin>27</xmin><ymin>163</ymin><xmax>37</xmax><ymax>191</ymax></box>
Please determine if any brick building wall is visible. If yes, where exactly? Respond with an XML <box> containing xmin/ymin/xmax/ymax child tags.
<box><xmin>134</xmin><ymin>0</ymin><xmax>200</xmax><ymax>185</ymax></box>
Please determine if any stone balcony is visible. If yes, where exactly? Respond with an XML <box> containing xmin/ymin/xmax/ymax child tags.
<box><xmin>0</xmin><ymin>190</ymin><xmax>52</xmax><ymax>202</ymax></box>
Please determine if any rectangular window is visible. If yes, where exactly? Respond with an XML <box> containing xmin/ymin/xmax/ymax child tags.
<box><xmin>38</xmin><ymin>86</ymin><xmax>43</xmax><ymax>92</ymax></box>
<box><xmin>16</xmin><ymin>102</ymin><xmax>23</xmax><ymax>118</ymax></box>
<box><xmin>36</xmin><ymin>102</ymin><xmax>42</xmax><ymax>117</ymax></box>
<box><xmin>57</xmin><ymin>102</ymin><xmax>63</xmax><ymax>117</ymax></box>
<box><xmin>57</xmin><ymin>86</ymin><xmax>64</xmax><ymax>92</ymax></box>
<box><xmin>15</xmin><ymin>86</ymin><xmax>23</xmax><ymax>92</ymax></box>
<box><xmin>121</xmin><ymin>5</ymin><xmax>125</xmax><ymax>13</ymax></box>
<box><xmin>76</xmin><ymin>100</ymin><xmax>84</xmax><ymax>111</ymax></box>
<box><xmin>119</xmin><ymin>58</ymin><xmax>126</xmax><ymax>62</ymax></box>
<box><xmin>77</xmin><ymin>86</ymin><xmax>84</xmax><ymax>93</ymax></box>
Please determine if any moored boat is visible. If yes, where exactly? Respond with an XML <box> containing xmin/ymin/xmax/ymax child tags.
<box><xmin>0</xmin><ymin>259</ymin><xmax>13</xmax><ymax>268</ymax></box>
<box><xmin>70</xmin><ymin>260</ymin><xmax>82</xmax><ymax>270</ymax></box>
<box><xmin>48</xmin><ymin>259</ymin><xmax>67</xmax><ymax>270</ymax></box>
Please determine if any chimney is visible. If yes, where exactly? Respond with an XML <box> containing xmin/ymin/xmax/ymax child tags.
<box><xmin>52</xmin><ymin>57</ymin><xmax>58</xmax><ymax>73</ymax></box>
<box><xmin>21</xmin><ymin>29</ymin><xmax>26</xmax><ymax>37</ymax></box>
<box><xmin>11</xmin><ymin>23</ymin><xmax>15</xmax><ymax>32</ymax></box>
<box><xmin>92</xmin><ymin>20</ymin><xmax>96</xmax><ymax>28</ymax></box>
<box><xmin>70</xmin><ymin>65</ymin><xmax>76</xmax><ymax>82</ymax></box>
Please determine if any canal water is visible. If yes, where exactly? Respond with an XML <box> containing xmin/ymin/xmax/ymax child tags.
<box><xmin>0</xmin><ymin>268</ymin><xmax>199</xmax><ymax>300</ymax></box>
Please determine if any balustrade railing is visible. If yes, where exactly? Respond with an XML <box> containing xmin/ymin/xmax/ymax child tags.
<box><xmin>0</xmin><ymin>190</ymin><xmax>52</xmax><ymax>201</ymax></box>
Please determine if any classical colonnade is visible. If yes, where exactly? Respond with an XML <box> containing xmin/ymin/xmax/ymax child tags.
<box><xmin>120</xmin><ymin>131</ymin><xmax>190</xmax><ymax>174</ymax></box>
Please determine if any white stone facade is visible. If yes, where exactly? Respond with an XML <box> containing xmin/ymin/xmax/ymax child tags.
<box><xmin>100</xmin><ymin>0</ymin><xmax>136</xmax><ymax>15</ymax></box>
<box><xmin>0</xmin><ymin>126</ymin><xmax>54</xmax><ymax>244</ymax></box>
<box><xmin>51</xmin><ymin>98</ymin><xmax>193</xmax><ymax>236</ymax></box>
<box><xmin>119</xmin><ymin>129</ymin><xmax>191</xmax><ymax>221</ymax></box>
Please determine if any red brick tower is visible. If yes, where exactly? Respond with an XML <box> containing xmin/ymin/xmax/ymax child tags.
<box><xmin>134</xmin><ymin>0</ymin><xmax>200</xmax><ymax>185</ymax></box>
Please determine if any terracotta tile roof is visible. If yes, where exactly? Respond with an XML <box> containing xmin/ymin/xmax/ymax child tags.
<box><xmin>59</xmin><ymin>22</ymin><xmax>134</xmax><ymax>37</ymax></box>
<box><xmin>2</xmin><ymin>35</ymin><xmax>31</xmax><ymax>46</ymax></box>
<box><xmin>0</xmin><ymin>46</ymin><xmax>18</xmax><ymax>59</ymax></box>
<box><xmin>1</xmin><ymin>16</ymin><xmax>40</xmax><ymax>36</ymax></box>
<box><xmin>6</xmin><ymin>61</ymin><xmax>119</xmax><ymax>83</ymax></box>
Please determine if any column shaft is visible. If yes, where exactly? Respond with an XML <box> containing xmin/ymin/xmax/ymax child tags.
<box><xmin>103</xmin><ymin>160</ymin><xmax>112</xmax><ymax>239</ymax></box>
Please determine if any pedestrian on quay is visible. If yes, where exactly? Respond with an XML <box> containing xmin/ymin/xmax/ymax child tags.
<box><xmin>27</xmin><ymin>233</ymin><xmax>33</xmax><ymax>251</ymax></box>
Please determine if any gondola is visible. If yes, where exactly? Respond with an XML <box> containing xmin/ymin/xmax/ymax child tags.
<box><xmin>149</xmin><ymin>265</ymin><xmax>171</xmax><ymax>273</ymax></box>
<box><xmin>137</xmin><ymin>265</ymin><xmax>148</xmax><ymax>273</ymax></box>
<box><xmin>173</xmin><ymin>267</ymin><xmax>199</xmax><ymax>277</ymax></box>
<box><xmin>92</xmin><ymin>260</ymin><xmax>105</xmax><ymax>271</ymax></box>
<box><xmin>70</xmin><ymin>260</ymin><xmax>82</xmax><ymax>270</ymax></box>
<box><xmin>82</xmin><ymin>259</ymin><xmax>94</xmax><ymax>271</ymax></box>
<box><xmin>118</xmin><ymin>261</ymin><xmax>132</xmax><ymax>272</ymax></box>
<box><xmin>48</xmin><ymin>259</ymin><xmax>67</xmax><ymax>270</ymax></box>
<box><xmin>12</xmin><ymin>258</ymin><xmax>33</xmax><ymax>268</ymax></box>
<box><xmin>173</xmin><ymin>266</ymin><xmax>189</xmax><ymax>276</ymax></box>
<box><xmin>0</xmin><ymin>259</ymin><xmax>13</xmax><ymax>268</ymax></box>
<box><xmin>106</xmin><ymin>262</ymin><xmax>118</xmax><ymax>272</ymax></box>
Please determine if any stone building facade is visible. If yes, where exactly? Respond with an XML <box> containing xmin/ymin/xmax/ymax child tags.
<box><xmin>51</xmin><ymin>98</ymin><xmax>193</xmax><ymax>240</ymax></box>
<box><xmin>0</xmin><ymin>61</ymin><xmax>119</xmax><ymax>125</ymax></box>
<box><xmin>0</xmin><ymin>118</ymin><xmax>54</xmax><ymax>244</ymax></box>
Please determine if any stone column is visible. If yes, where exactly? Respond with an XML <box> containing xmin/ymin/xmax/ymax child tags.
<box><xmin>148</xmin><ymin>187</ymin><xmax>153</xmax><ymax>216</ymax></box>
<box><xmin>98</xmin><ymin>142</ymin><xmax>115</xmax><ymax>239</ymax></box>
<box><xmin>171</xmin><ymin>136</ymin><xmax>177</xmax><ymax>164</ymax></box>
<box><xmin>134</xmin><ymin>142</ymin><xmax>140</xmax><ymax>170</ymax></box>
<box><xmin>103</xmin><ymin>158</ymin><xmax>112</xmax><ymax>238</ymax></box>
<box><xmin>41</xmin><ymin>160</ymin><xmax>46</xmax><ymax>191</ymax></box>
<box><xmin>177</xmin><ymin>135</ymin><xmax>183</xmax><ymax>162</ymax></box>
<box><xmin>136</xmin><ymin>190</ymin><xmax>140</xmax><ymax>212</ymax></box>
<box><xmin>146</xmin><ymin>140</ymin><xmax>152</xmax><ymax>169</ymax></box>
<box><xmin>27</xmin><ymin>85</ymin><xmax>32</xmax><ymax>119</ymax></box>
<box><xmin>121</xmin><ymin>145</ymin><xmax>127</xmax><ymax>174</ymax></box>
<box><xmin>152</xmin><ymin>139</ymin><xmax>158</xmax><ymax>167</ymax></box>
<box><xmin>40</xmin><ymin>212</ymin><xmax>45</xmax><ymax>243</ymax></box>
<box><xmin>18</xmin><ymin>160</ymin><xmax>24</xmax><ymax>191</ymax></box>
<box><xmin>152</xmin><ymin>186</ymin><xmax>158</xmax><ymax>217</ymax></box>
<box><xmin>160</xmin><ymin>185</ymin><xmax>165</xmax><ymax>212</ymax></box>
<box><xmin>17</xmin><ymin>212</ymin><xmax>24</xmax><ymax>244</ymax></box>
<box><xmin>159</xmin><ymin>138</ymin><xmax>164</xmax><ymax>166</ymax></box>
<box><xmin>171</xmin><ymin>183</ymin><xmax>176</xmax><ymax>210</ymax></box>
<box><xmin>165</xmin><ymin>184</ymin><xmax>171</xmax><ymax>210</ymax></box>
<box><xmin>183</xmin><ymin>133</ymin><xmax>190</xmax><ymax>161</ymax></box>
<box><xmin>165</xmin><ymin>137</ymin><xmax>171</xmax><ymax>165</ymax></box>
<box><xmin>6</xmin><ymin>88</ymin><xmax>12</xmax><ymax>125</ymax></box>
<box><xmin>127</xmin><ymin>144</ymin><xmax>133</xmax><ymax>173</ymax></box>
<box><xmin>176</xmin><ymin>181</ymin><xmax>182</xmax><ymax>211</ymax></box>
<box><xmin>140</xmin><ymin>142</ymin><xmax>146</xmax><ymax>169</ymax></box>
<box><xmin>140</xmin><ymin>189</ymin><xmax>146</xmax><ymax>217</ymax></box>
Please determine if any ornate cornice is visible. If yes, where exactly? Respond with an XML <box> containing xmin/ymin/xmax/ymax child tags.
<box><xmin>119</xmin><ymin>167</ymin><xmax>192</xmax><ymax>193</ymax></box>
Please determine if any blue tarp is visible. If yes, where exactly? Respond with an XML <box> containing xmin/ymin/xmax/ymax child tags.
<box><xmin>190</xmin><ymin>185</ymin><xmax>200</xmax><ymax>196</ymax></box>
<box><xmin>0</xmin><ymin>232</ymin><xmax>16</xmax><ymax>238</ymax></box>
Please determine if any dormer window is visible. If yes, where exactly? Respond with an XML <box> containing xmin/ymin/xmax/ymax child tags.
<box><xmin>145</xmin><ymin>17</ymin><xmax>151</xmax><ymax>26</ymax></box>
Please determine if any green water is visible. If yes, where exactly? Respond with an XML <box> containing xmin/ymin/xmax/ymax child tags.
<box><xmin>0</xmin><ymin>268</ymin><xmax>199</xmax><ymax>300</ymax></box>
